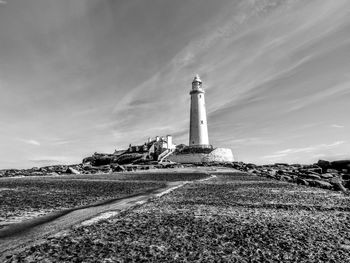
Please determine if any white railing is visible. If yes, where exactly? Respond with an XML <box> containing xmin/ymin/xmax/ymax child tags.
<box><xmin>158</xmin><ymin>148</ymin><xmax>175</xmax><ymax>163</ymax></box>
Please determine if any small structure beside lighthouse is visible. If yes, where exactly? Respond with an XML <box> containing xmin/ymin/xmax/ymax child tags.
<box><xmin>189</xmin><ymin>75</ymin><xmax>210</xmax><ymax>148</ymax></box>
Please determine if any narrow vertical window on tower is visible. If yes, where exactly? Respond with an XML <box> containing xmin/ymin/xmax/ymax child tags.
<box><xmin>201</xmin><ymin>120</ymin><xmax>203</xmax><ymax>124</ymax></box>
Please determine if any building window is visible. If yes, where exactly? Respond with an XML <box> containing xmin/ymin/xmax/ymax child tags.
<box><xmin>199</xmin><ymin>95</ymin><xmax>201</xmax><ymax>98</ymax></box>
<box><xmin>201</xmin><ymin>120</ymin><xmax>203</xmax><ymax>124</ymax></box>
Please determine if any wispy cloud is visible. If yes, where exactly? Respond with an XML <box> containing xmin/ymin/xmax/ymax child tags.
<box><xmin>0</xmin><ymin>1</ymin><xmax>7</xmax><ymax>5</ymax></box>
<box><xmin>331</xmin><ymin>124</ymin><xmax>344</xmax><ymax>128</ymax></box>
<box><xmin>262</xmin><ymin>141</ymin><xmax>347</xmax><ymax>161</ymax></box>
<box><xmin>228</xmin><ymin>137</ymin><xmax>276</xmax><ymax>146</ymax></box>
<box><xmin>261</xmin><ymin>153</ymin><xmax>288</xmax><ymax>160</ymax></box>
<box><xmin>51</xmin><ymin>139</ymin><xmax>75</xmax><ymax>146</ymax></box>
<box><xmin>30</xmin><ymin>156</ymin><xmax>76</xmax><ymax>165</ymax></box>
<box><xmin>288</xmin><ymin>81</ymin><xmax>350</xmax><ymax>112</ymax></box>
<box><xmin>269</xmin><ymin>141</ymin><xmax>346</xmax><ymax>156</ymax></box>
<box><xmin>17</xmin><ymin>138</ymin><xmax>41</xmax><ymax>146</ymax></box>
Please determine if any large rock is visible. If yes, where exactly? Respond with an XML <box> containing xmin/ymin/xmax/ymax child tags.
<box><xmin>112</xmin><ymin>165</ymin><xmax>126</xmax><ymax>172</ymax></box>
<box><xmin>308</xmin><ymin>180</ymin><xmax>333</xmax><ymax>189</ymax></box>
<box><xmin>66</xmin><ymin>167</ymin><xmax>80</xmax><ymax>175</ymax></box>
<box><xmin>344</xmin><ymin>180</ymin><xmax>350</xmax><ymax>190</ymax></box>
<box><xmin>317</xmin><ymin>160</ymin><xmax>331</xmax><ymax>171</ymax></box>
<box><xmin>298</xmin><ymin>173</ymin><xmax>321</xmax><ymax>180</ymax></box>
<box><xmin>92</xmin><ymin>156</ymin><xmax>115</xmax><ymax>166</ymax></box>
<box><xmin>330</xmin><ymin>160</ymin><xmax>350</xmax><ymax>171</ymax></box>
<box><xmin>296</xmin><ymin>178</ymin><xmax>309</xmax><ymax>186</ymax></box>
<box><xmin>116</xmin><ymin>153</ymin><xmax>144</xmax><ymax>165</ymax></box>
<box><xmin>299</xmin><ymin>168</ymin><xmax>322</xmax><ymax>174</ymax></box>
<box><xmin>320</xmin><ymin>173</ymin><xmax>334</xmax><ymax>179</ymax></box>
<box><xmin>342</xmin><ymin>174</ymin><xmax>350</xmax><ymax>180</ymax></box>
<box><xmin>329</xmin><ymin>178</ymin><xmax>347</xmax><ymax>192</ymax></box>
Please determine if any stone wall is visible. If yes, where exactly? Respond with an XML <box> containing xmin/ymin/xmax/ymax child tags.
<box><xmin>168</xmin><ymin>148</ymin><xmax>234</xmax><ymax>163</ymax></box>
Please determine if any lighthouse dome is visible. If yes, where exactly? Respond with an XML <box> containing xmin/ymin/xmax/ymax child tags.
<box><xmin>192</xmin><ymin>74</ymin><xmax>202</xmax><ymax>84</ymax></box>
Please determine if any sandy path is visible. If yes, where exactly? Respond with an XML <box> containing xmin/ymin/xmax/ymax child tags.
<box><xmin>0</xmin><ymin>181</ymin><xmax>185</xmax><ymax>257</ymax></box>
<box><xmin>0</xmin><ymin>168</ymin><xmax>225</xmax><ymax>258</ymax></box>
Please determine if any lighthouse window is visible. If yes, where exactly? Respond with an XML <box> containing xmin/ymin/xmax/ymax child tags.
<box><xmin>201</xmin><ymin>120</ymin><xmax>204</xmax><ymax>124</ymax></box>
<box><xmin>199</xmin><ymin>95</ymin><xmax>201</xmax><ymax>98</ymax></box>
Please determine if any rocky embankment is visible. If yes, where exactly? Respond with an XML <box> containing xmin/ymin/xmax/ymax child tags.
<box><xmin>0</xmin><ymin>152</ymin><xmax>185</xmax><ymax>178</ymax></box>
<box><xmin>0</xmin><ymin>163</ymin><xmax>186</xmax><ymax>178</ymax></box>
<box><xmin>1</xmin><ymin>154</ymin><xmax>349</xmax><ymax>193</ymax></box>
<box><xmin>230</xmin><ymin>160</ymin><xmax>350</xmax><ymax>193</ymax></box>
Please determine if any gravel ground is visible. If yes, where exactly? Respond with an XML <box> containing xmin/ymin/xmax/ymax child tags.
<box><xmin>5</xmin><ymin>172</ymin><xmax>350</xmax><ymax>262</ymax></box>
<box><xmin>0</xmin><ymin>177</ymin><xmax>166</xmax><ymax>226</ymax></box>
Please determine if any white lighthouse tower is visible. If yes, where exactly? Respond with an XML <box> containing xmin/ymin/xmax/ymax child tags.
<box><xmin>189</xmin><ymin>74</ymin><xmax>210</xmax><ymax>148</ymax></box>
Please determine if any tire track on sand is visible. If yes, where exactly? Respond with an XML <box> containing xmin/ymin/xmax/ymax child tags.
<box><xmin>0</xmin><ymin>172</ymin><xmax>216</xmax><ymax>258</ymax></box>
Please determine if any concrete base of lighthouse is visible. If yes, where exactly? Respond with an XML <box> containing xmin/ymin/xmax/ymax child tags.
<box><xmin>168</xmin><ymin>147</ymin><xmax>234</xmax><ymax>164</ymax></box>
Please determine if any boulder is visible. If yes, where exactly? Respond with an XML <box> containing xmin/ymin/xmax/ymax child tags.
<box><xmin>317</xmin><ymin>160</ymin><xmax>331</xmax><ymax>173</ymax></box>
<box><xmin>320</xmin><ymin>173</ymin><xmax>334</xmax><ymax>179</ymax></box>
<box><xmin>116</xmin><ymin>153</ymin><xmax>144</xmax><ymax>165</ymax></box>
<box><xmin>326</xmin><ymin>169</ymin><xmax>339</xmax><ymax>173</ymax></box>
<box><xmin>296</xmin><ymin>178</ymin><xmax>309</xmax><ymax>186</ymax></box>
<box><xmin>344</xmin><ymin>180</ymin><xmax>350</xmax><ymax>190</ymax></box>
<box><xmin>82</xmin><ymin>156</ymin><xmax>94</xmax><ymax>164</ymax></box>
<box><xmin>276</xmin><ymin>170</ymin><xmax>284</xmax><ymax>175</ymax></box>
<box><xmin>274</xmin><ymin>163</ymin><xmax>289</xmax><ymax>166</ymax></box>
<box><xmin>268</xmin><ymin>170</ymin><xmax>277</xmax><ymax>176</ymax></box>
<box><xmin>92</xmin><ymin>156</ymin><xmax>115</xmax><ymax>166</ymax></box>
<box><xmin>47</xmin><ymin>172</ymin><xmax>59</xmax><ymax>176</ymax></box>
<box><xmin>280</xmin><ymin>175</ymin><xmax>292</xmax><ymax>182</ymax></box>
<box><xmin>112</xmin><ymin>165</ymin><xmax>126</xmax><ymax>172</ymax></box>
<box><xmin>66</xmin><ymin>167</ymin><xmax>80</xmax><ymax>175</ymax></box>
<box><xmin>330</xmin><ymin>160</ymin><xmax>350</xmax><ymax>171</ymax></box>
<box><xmin>298</xmin><ymin>173</ymin><xmax>321</xmax><ymax>180</ymax></box>
<box><xmin>246</xmin><ymin>163</ymin><xmax>257</xmax><ymax>169</ymax></box>
<box><xmin>329</xmin><ymin>178</ymin><xmax>347</xmax><ymax>192</ymax></box>
<box><xmin>342</xmin><ymin>174</ymin><xmax>350</xmax><ymax>180</ymax></box>
<box><xmin>31</xmin><ymin>171</ymin><xmax>44</xmax><ymax>176</ymax></box>
<box><xmin>308</xmin><ymin>180</ymin><xmax>333</xmax><ymax>189</ymax></box>
<box><xmin>299</xmin><ymin>168</ymin><xmax>322</xmax><ymax>174</ymax></box>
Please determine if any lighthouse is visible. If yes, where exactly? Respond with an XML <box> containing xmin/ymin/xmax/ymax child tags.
<box><xmin>189</xmin><ymin>75</ymin><xmax>210</xmax><ymax>148</ymax></box>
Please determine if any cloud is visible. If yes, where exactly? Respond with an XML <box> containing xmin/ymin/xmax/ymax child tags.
<box><xmin>262</xmin><ymin>153</ymin><xmax>288</xmax><ymax>159</ymax></box>
<box><xmin>229</xmin><ymin>137</ymin><xmax>277</xmax><ymax>146</ymax></box>
<box><xmin>17</xmin><ymin>138</ymin><xmax>41</xmax><ymax>146</ymax></box>
<box><xmin>261</xmin><ymin>141</ymin><xmax>347</xmax><ymax>162</ymax></box>
<box><xmin>0</xmin><ymin>1</ymin><xmax>7</xmax><ymax>5</ymax></box>
<box><xmin>288</xmin><ymin>80</ymin><xmax>350</xmax><ymax>112</ymax></box>
<box><xmin>30</xmin><ymin>155</ymin><xmax>76</xmax><ymax>165</ymax></box>
<box><xmin>331</xmin><ymin>124</ymin><xmax>344</xmax><ymax>128</ymax></box>
<box><xmin>51</xmin><ymin>139</ymin><xmax>75</xmax><ymax>146</ymax></box>
<box><xmin>275</xmin><ymin>141</ymin><xmax>346</xmax><ymax>155</ymax></box>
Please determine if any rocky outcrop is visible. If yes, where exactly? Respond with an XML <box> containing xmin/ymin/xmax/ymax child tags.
<box><xmin>66</xmin><ymin>167</ymin><xmax>81</xmax><ymax>175</ymax></box>
<box><xmin>317</xmin><ymin>159</ymin><xmax>350</xmax><ymax>173</ymax></box>
<box><xmin>115</xmin><ymin>153</ymin><xmax>145</xmax><ymax>165</ymax></box>
<box><xmin>231</xmin><ymin>160</ymin><xmax>349</xmax><ymax>193</ymax></box>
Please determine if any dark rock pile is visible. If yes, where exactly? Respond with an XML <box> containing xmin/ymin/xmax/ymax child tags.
<box><xmin>230</xmin><ymin>160</ymin><xmax>350</xmax><ymax>193</ymax></box>
<box><xmin>1</xmin><ymin>154</ymin><xmax>349</xmax><ymax>194</ymax></box>
<box><xmin>0</xmin><ymin>152</ymin><xmax>187</xmax><ymax>177</ymax></box>
<box><xmin>0</xmin><ymin>164</ymin><xmax>84</xmax><ymax>178</ymax></box>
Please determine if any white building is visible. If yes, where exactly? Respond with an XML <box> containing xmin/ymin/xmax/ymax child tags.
<box><xmin>189</xmin><ymin>75</ymin><xmax>210</xmax><ymax>148</ymax></box>
<box><xmin>168</xmin><ymin>75</ymin><xmax>234</xmax><ymax>163</ymax></box>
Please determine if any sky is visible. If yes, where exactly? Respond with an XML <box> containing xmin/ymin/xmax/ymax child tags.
<box><xmin>0</xmin><ymin>0</ymin><xmax>349</xmax><ymax>169</ymax></box>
